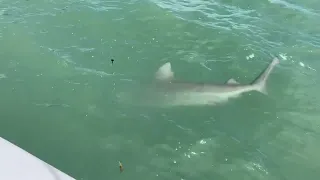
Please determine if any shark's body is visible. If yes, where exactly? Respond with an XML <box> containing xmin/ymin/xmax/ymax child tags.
<box><xmin>151</xmin><ymin>57</ymin><xmax>280</xmax><ymax>106</ymax></box>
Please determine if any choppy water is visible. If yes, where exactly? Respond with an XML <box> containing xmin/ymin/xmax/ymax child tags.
<box><xmin>1</xmin><ymin>0</ymin><xmax>320</xmax><ymax>179</ymax></box>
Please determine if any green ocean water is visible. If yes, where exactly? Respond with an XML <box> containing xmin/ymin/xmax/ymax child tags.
<box><xmin>1</xmin><ymin>0</ymin><xmax>320</xmax><ymax>179</ymax></box>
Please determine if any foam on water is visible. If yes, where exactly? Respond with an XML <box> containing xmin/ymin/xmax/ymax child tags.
<box><xmin>0</xmin><ymin>74</ymin><xmax>7</xmax><ymax>79</ymax></box>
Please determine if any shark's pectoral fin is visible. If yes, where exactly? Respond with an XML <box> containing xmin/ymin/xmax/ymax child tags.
<box><xmin>155</xmin><ymin>62</ymin><xmax>174</xmax><ymax>81</ymax></box>
<box><xmin>226</xmin><ymin>78</ymin><xmax>239</xmax><ymax>85</ymax></box>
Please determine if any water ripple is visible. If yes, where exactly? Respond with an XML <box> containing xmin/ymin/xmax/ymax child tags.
<box><xmin>150</xmin><ymin>0</ymin><xmax>320</xmax><ymax>53</ymax></box>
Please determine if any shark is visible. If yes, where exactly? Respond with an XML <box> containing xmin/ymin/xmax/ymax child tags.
<box><xmin>149</xmin><ymin>57</ymin><xmax>280</xmax><ymax>106</ymax></box>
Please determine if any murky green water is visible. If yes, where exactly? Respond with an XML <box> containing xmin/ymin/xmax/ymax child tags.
<box><xmin>1</xmin><ymin>0</ymin><xmax>320</xmax><ymax>179</ymax></box>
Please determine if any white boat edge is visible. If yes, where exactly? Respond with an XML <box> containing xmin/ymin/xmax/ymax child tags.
<box><xmin>0</xmin><ymin>137</ymin><xmax>76</xmax><ymax>180</ymax></box>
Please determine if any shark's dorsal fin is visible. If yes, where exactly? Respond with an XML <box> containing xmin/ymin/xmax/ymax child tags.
<box><xmin>226</xmin><ymin>78</ymin><xmax>239</xmax><ymax>85</ymax></box>
<box><xmin>155</xmin><ymin>62</ymin><xmax>174</xmax><ymax>81</ymax></box>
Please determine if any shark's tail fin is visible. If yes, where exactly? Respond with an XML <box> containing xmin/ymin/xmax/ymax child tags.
<box><xmin>252</xmin><ymin>57</ymin><xmax>280</xmax><ymax>95</ymax></box>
